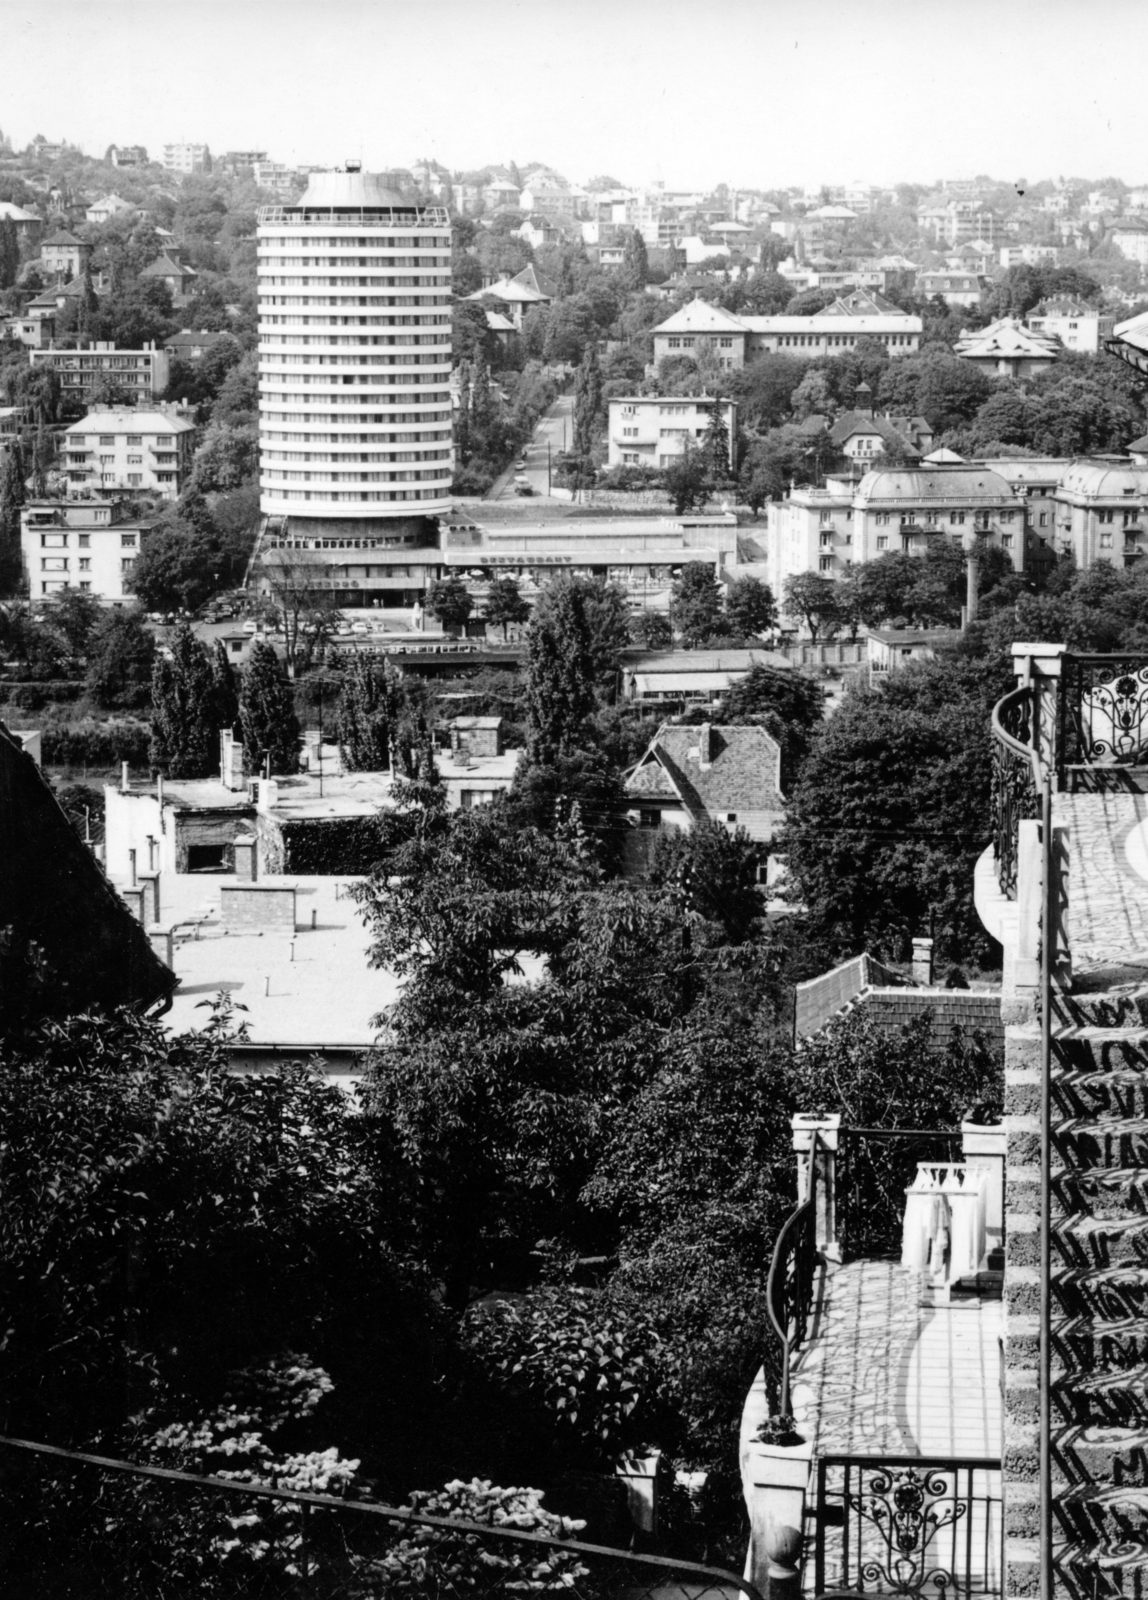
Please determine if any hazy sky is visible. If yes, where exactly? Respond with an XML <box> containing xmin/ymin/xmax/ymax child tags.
<box><xmin>3</xmin><ymin>0</ymin><xmax>1143</xmax><ymax>192</ymax></box>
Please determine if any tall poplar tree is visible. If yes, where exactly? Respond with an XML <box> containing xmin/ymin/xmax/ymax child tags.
<box><xmin>702</xmin><ymin>401</ymin><xmax>732</xmax><ymax>483</ymax></box>
<box><xmin>0</xmin><ymin>439</ymin><xmax>27</xmax><ymax>595</ymax></box>
<box><xmin>0</xmin><ymin>217</ymin><xmax>19</xmax><ymax>290</ymax></box>
<box><xmin>573</xmin><ymin>342</ymin><xmax>602</xmax><ymax>461</ymax></box>
<box><xmin>149</xmin><ymin>623</ymin><xmax>218</xmax><ymax>778</ymax></box>
<box><xmin>337</xmin><ymin>655</ymin><xmax>410</xmax><ymax>772</ymax></box>
<box><xmin>240</xmin><ymin>640</ymin><xmax>301</xmax><ymax>776</ymax></box>
<box><xmin>523</xmin><ymin>577</ymin><xmax>597</xmax><ymax>765</ymax></box>
<box><xmin>210</xmin><ymin>638</ymin><xmax>240</xmax><ymax>733</ymax></box>
<box><xmin>620</xmin><ymin>229</ymin><xmax>649</xmax><ymax>293</ymax></box>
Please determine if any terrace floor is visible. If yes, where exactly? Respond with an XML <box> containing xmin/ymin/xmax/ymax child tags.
<box><xmin>790</xmin><ymin>1258</ymin><xmax>1003</xmax><ymax>1458</ymax></box>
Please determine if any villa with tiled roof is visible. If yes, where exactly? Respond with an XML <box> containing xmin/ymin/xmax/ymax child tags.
<box><xmin>651</xmin><ymin>293</ymin><xmax>921</xmax><ymax>369</ymax></box>
<box><xmin>954</xmin><ymin>316</ymin><xmax>1061</xmax><ymax>378</ymax></box>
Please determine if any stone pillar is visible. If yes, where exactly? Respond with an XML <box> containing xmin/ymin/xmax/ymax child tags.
<box><xmin>911</xmin><ymin>936</ymin><xmax>934</xmax><ymax>986</ymax></box>
<box><xmin>791</xmin><ymin>1113</ymin><xmax>840</xmax><ymax>1262</ymax></box>
<box><xmin>1011</xmin><ymin>641</ymin><xmax>1066</xmax><ymax>775</ymax></box>
<box><xmin>139</xmin><ymin>871</ymin><xmax>160</xmax><ymax>926</ymax></box>
<box><xmin>148</xmin><ymin>924</ymin><xmax>174</xmax><ymax>968</ymax></box>
<box><xmin>234</xmin><ymin>835</ymin><xmax>258</xmax><ymax>882</ymax></box>
<box><xmin>121</xmin><ymin>885</ymin><xmax>145</xmax><ymax>922</ymax></box>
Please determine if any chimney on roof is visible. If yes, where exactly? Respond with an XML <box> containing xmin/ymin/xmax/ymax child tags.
<box><xmin>698</xmin><ymin>723</ymin><xmax>716</xmax><ymax>770</ymax></box>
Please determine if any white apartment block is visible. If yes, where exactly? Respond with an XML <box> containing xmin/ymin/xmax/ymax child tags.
<box><xmin>1052</xmin><ymin>460</ymin><xmax>1148</xmax><ymax>569</ymax></box>
<box><xmin>163</xmin><ymin>143</ymin><xmax>211</xmax><ymax>174</ymax></box>
<box><xmin>21</xmin><ymin>500</ymin><xmax>158</xmax><ymax>602</ymax></box>
<box><xmin>62</xmin><ymin>405</ymin><xmax>197</xmax><ymax>499</ymax></box>
<box><xmin>1025</xmin><ymin>298</ymin><xmax>1115</xmax><ymax>355</ymax></box>
<box><xmin>608</xmin><ymin>395</ymin><xmax>737</xmax><ymax>469</ymax></box>
<box><xmin>764</xmin><ymin>465</ymin><xmax>1025</xmax><ymax>620</ymax></box>
<box><xmin>29</xmin><ymin>341</ymin><xmax>170</xmax><ymax>404</ymax></box>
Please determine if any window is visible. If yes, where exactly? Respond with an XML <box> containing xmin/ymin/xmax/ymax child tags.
<box><xmin>1039</xmin><ymin>512</ymin><xmax>1047</xmax><ymax>527</ymax></box>
<box><xmin>819</xmin><ymin>555</ymin><xmax>834</xmax><ymax>571</ymax></box>
<box><xmin>128</xmin><ymin>474</ymin><xmax>142</xmax><ymax>486</ymax></box>
<box><xmin>877</xmin><ymin>534</ymin><xmax>889</xmax><ymax>549</ymax></box>
<box><xmin>622</xmin><ymin>452</ymin><xmax>639</xmax><ymax>465</ymax></box>
<box><xmin>40</xmin><ymin>533</ymin><xmax>67</xmax><ymax>548</ymax></box>
<box><xmin>78</xmin><ymin>582</ymin><xmax>91</xmax><ymax>592</ymax></box>
<box><xmin>621</xmin><ymin>404</ymin><xmax>637</xmax><ymax>416</ymax></box>
<box><xmin>1126</xmin><ymin>511</ymin><xmax>1139</xmax><ymax>526</ymax></box>
<box><xmin>1100</xmin><ymin>531</ymin><xmax>1114</xmax><ymax>548</ymax></box>
<box><xmin>99</xmin><ymin>435</ymin><xmax>114</xmax><ymax>445</ymax></box>
<box><xmin>78</xmin><ymin>558</ymin><xmax>91</xmax><ymax>572</ymax></box>
<box><xmin>1002</xmin><ymin>534</ymin><xmax>1014</xmax><ymax>548</ymax></box>
<box><xmin>127</xmin><ymin>454</ymin><xmax>142</xmax><ymax>465</ymax></box>
<box><xmin>78</xmin><ymin>534</ymin><xmax>90</xmax><ymax>547</ymax></box>
<box><xmin>843</xmin><ymin>533</ymin><xmax>852</xmax><ymax>546</ymax></box>
<box><xmin>820</xmin><ymin>510</ymin><xmax>833</xmax><ymax>524</ymax></box>
<box><xmin>1099</xmin><ymin>509</ymin><xmax>1115</xmax><ymax>523</ymax></box>
<box><xmin>820</xmin><ymin>532</ymin><xmax>834</xmax><ymax>548</ymax></box>
<box><xmin>42</xmin><ymin>557</ymin><xmax>68</xmax><ymax>571</ymax></box>
<box><xmin>121</xmin><ymin>557</ymin><xmax>135</xmax><ymax>572</ymax></box>
<box><xmin>876</xmin><ymin>513</ymin><xmax>889</xmax><ymax>526</ymax></box>
<box><xmin>950</xmin><ymin>512</ymin><xmax>966</xmax><ymax>525</ymax></box>
<box><xmin>719</xmin><ymin>337</ymin><xmax>733</xmax><ymax>348</ymax></box>
<box><xmin>622</xmin><ymin>427</ymin><xmax>638</xmax><ymax>438</ymax></box>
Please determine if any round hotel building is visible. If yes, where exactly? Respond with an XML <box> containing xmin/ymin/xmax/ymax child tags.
<box><xmin>256</xmin><ymin>167</ymin><xmax>453</xmax><ymax>605</ymax></box>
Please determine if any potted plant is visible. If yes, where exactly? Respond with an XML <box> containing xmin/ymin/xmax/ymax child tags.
<box><xmin>743</xmin><ymin>1414</ymin><xmax>814</xmax><ymax>1582</ymax></box>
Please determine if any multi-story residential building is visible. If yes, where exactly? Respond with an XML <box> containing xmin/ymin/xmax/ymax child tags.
<box><xmin>999</xmin><ymin>243</ymin><xmax>1061</xmax><ymax>269</ymax></box>
<box><xmin>107</xmin><ymin>145</ymin><xmax>149</xmax><ymax>168</ymax></box>
<box><xmin>1051</xmin><ymin>458</ymin><xmax>1148</xmax><ymax>568</ymax></box>
<box><xmin>1110</xmin><ymin>221</ymin><xmax>1148</xmax><ymax>265</ymax></box>
<box><xmin>30</xmin><ymin>341</ymin><xmax>170</xmax><ymax>403</ymax></box>
<box><xmin>254</xmin><ymin>164</ymin><xmax>453</xmax><ymax>595</ymax></box>
<box><xmin>977</xmin><ymin>455</ymin><xmax>1066</xmax><ymax>577</ymax></box>
<box><xmin>651</xmin><ymin>291</ymin><xmax>922</xmax><ymax>369</ymax></box>
<box><xmin>163</xmin><ymin>142</ymin><xmax>211</xmax><ymax>174</ymax></box>
<box><xmin>61</xmin><ymin>405</ymin><xmax>197</xmax><ymax>499</ymax></box>
<box><xmin>1025</xmin><ymin>296</ymin><xmax>1115</xmax><ymax>354</ymax></box>
<box><xmin>953</xmin><ymin>317</ymin><xmax>1061</xmax><ymax>379</ymax></box>
<box><xmin>84</xmin><ymin>193</ymin><xmax>135</xmax><ymax>226</ymax></box>
<box><xmin>39</xmin><ymin>229</ymin><xmax>92</xmax><ymax>281</ymax></box>
<box><xmin>916</xmin><ymin>269</ymin><xmax>985</xmax><ymax>307</ymax></box>
<box><xmin>219</xmin><ymin>150</ymin><xmax>269</xmax><ymax>177</ymax></box>
<box><xmin>252</xmin><ymin>161</ymin><xmax>303</xmax><ymax>196</ymax></box>
<box><xmin>917</xmin><ymin>200</ymin><xmax>995</xmax><ymax>247</ymax></box>
<box><xmin>20</xmin><ymin>497</ymin><xmax>160</xmax><ymax>601</ymax></box>
<box><xmin>764</xmin><ymin>464</ymin><xmax>1025</xmax><ymax>615</ymax></box>
<box><xmin>607</xmin><ymin>394</ymin><xmax>737</xmax><ymax>470</ymax></box>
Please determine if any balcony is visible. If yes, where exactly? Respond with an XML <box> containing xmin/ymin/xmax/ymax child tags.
<box><xmin>744</xmin><ymin>1117</ymin><xmax>1004</xmax><ymax>1596</ymax></box>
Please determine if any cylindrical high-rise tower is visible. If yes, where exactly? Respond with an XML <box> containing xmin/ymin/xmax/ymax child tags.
<box><xmin>255</xmin><ymin>167</ymin><xmax>452</xmax><ymax>598</ymax></box>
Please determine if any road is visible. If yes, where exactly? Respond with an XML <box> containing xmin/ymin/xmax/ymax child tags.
<box><xmin>486</xmin><ymin>390</ymin><xmax>575</xmax><ymax>503</ymax></box>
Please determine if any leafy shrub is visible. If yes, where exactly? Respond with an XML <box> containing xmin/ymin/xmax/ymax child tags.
<box><xmin>360</xmin><ymin>1479</ymin><xmax>588</xmax><ymax>1595</ymax></box>
<box><xmin>462</xmin><ymin>1286</ymin><xmax>661</xmax><ymax>1460</ymax></box>
<box><xmin>452</xmin><ymin>462</ymin><xmax>497</xmax><ymax>496</ymax></box>
<box><xmin>0</xmin><ymin>680</ymin><xmax>85</xmax><ymax>709</ymax></box>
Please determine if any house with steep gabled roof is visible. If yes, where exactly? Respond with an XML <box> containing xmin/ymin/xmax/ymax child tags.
<box><xmin>40</xmin><ymin>228</ymin><xmax>92</xmax><ymax>281</ymax></box>
<box><xmin>622</xmin><ymin>721</ymin><xmax>786</xmax><ymax>876</ymax></box>
<box><xmin>954</xmin><ymin>317</ymin><xmax>1061</xmax><ymax>379</ymax></box>
<box><xmin>465</xmin><ymin>264</ymin><xmax>550</xmax><ymax>331</ymax></box>
<box><xmin>140</xmin><ymin>252</ymin><xmax>198</xmax><ymax>303</ymax></box>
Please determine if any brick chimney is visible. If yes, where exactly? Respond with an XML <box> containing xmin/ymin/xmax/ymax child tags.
<box><xmin>911</xmin><ymin>937</ymin><xmax>935</xmax><ymax>986</ymax></box>
<box><xmin>698</xmin><ymin>723</ymin><xmax>717</xmax><ymax>770</ymax></box>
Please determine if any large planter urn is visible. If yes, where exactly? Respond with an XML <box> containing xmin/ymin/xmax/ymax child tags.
<box><xmin>743</xmin><ymin>1437</ymin><xmax>814</xmax><ymax>1582</ymax></box>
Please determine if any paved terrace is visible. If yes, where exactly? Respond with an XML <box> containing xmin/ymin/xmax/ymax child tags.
<box><xmin>788</xmin><ymin>1259</ymin><xmax>1002</xmax><ymax>1458</ymax></box>
<box><xmin>1053</xmin><ymin>791</ymin><xmax>1148</xmax><ymax>975</ymax></box>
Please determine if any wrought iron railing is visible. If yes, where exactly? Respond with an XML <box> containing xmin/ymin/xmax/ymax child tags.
<box><xmin>812</xmin><ymin>1454</ymin><xmax>1002</xmax><ymax>1599</ymax></box>
<box><xmin>1057</xmin><ymin>653</ymin><xmax>1148</xmax><ymax>789</ymax></box>
<box><xmin>990</xmin><ymin>683</ymin><xmax>1041</xmax><ymax>898</ymax></box>
<box><xmin>836</xmin><ymin>1129</ymin><xmax>964</xmax><ymax>1263</ymax></box>
<box><xmin>0</xmin><ymin>1434</ymin><xmax>763</xmax><ymax>1600</ymax></box>
<box><xmin>766</xmin><ymin>1133</ymin><xmax>820</xmax><ymax>1414</ymax></box>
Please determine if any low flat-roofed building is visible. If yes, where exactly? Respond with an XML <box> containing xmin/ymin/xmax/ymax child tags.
<box><xmin>608</xmin><ymin>394</ymin><xmax>737</xmax><ymax>470</ymax></box>
<box><xmin>442</xmin><ymin>508</ymin><xmax>740</xmax><ymax>614</ymax></box>
<box><xmin>21</xmin><ymin>497</ymin><xmax>159</xmax><ymax>601</ymax></box>
<box><xmin>867</xmin><ymin>625</ymin><xmax>961</xmax><ymax>680</ymax></box>
<box><xmin>622</xmin><ymin>646</ymin><xmax>793</xmax><ymax>704</ymax></box>
<box><xmin>62</xmin><ymin>403</ymin><xmax>197</xmax><ymax>499</ymax></box>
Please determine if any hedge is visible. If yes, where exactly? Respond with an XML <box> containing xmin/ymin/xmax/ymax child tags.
<box><xmin>278</xmin><ymin>815</ymin><xmax>385</xmax><ymax>875</ymax></box>
<box><xmin>0</xmin><ymin>681</ymin><xmax>86</xmax><ymax>710</ymax></box>
<box><xmin>39</xmin><ymin>718</ymin><xmax>152</xmax><ymax>769</ymax></box>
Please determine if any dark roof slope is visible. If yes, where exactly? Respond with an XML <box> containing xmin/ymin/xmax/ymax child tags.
<box><xmin>624</xmin><ymin>722</ymin><xmax>784</xmax><ymax>815</ymax></box>
<box><xmin>0</xmin><ymin>724</ymin><xmax>175</xmax><ymax>1018</ymax></box>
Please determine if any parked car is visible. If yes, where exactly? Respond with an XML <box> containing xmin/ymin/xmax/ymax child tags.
<box><xmin>242</xmin><ymin>619</ymin><xmax>259</xmax><ymax>634</ymax></box>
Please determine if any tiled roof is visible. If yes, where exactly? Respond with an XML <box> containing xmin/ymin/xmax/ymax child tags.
<box><xmin>140</xmin><ymin>253</ymin><xmax>197</xmax><ymax>280</ymax></box>
<box><xmin>624</xmin><ymin>723</ymin><xmax>785</xmax><ymax>816</ymax></box>
<box><xmin>828</xmin><ymin>411</ymin><xmax>922</xmax><ymax>457</ymax></box>
<box><xmin>954</xmin><ymin>317</ymin><xmax>1060</xmax><ymax>359</ymax></box>
<box><xmin>652</xmin><ymin>296</ymin><xmax>748</xmax><ymax>335</ymax></box>
<box><xmin>41</xmin><ymin>228</ymin><xmax>85</xmax><ymax>247</ymax></box>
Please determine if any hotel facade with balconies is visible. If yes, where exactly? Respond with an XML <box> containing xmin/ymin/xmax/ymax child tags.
<box><xmin>253</xmin><ymin>166</ymin><xmax>453</xmax><ymax>606</ymax></box>
<box><xmin>61</xmin><ymin>405</ymin><xmax>197</xmax><ymax>500</ymax></box>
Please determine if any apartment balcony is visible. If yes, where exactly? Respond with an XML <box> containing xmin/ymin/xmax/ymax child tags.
<box><xmin>744</xmin><ymin>1116</ymin><xmax>1004</xmax><ymax>1596</ymax></box>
